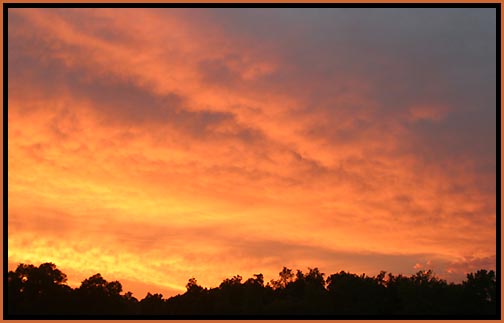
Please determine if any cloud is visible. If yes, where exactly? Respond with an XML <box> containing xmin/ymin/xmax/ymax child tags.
<box><xmin>198</xmin><ymin>58</ymin><xmax>243</xmax><ymax>86</ymax></box>
<box><xmin>8</xmin><ymin>8</ymin><xmax>496</xmax><ymax>298</ymax></box>
<box><xmin>8</xmin><ymin>206</ymin><xmax>455</xmax><ymax>296</ymax></box>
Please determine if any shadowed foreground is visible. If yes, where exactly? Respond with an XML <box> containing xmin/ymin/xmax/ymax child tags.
<box><xmin>7</xmin><ymin>263</ymin><xmax>496</xmax><ymax>316</ymax></box>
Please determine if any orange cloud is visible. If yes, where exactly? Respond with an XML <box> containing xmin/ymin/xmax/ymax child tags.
<box><xmin>8</xmin><ymin>8</ymin><xmax>496</xmax><ymax>297</ymax></box>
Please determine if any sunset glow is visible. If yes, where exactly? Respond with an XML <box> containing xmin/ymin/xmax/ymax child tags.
<box><xmin>8</xmin><ymin>8</ymin><xmax>497</xmax><ymax>298</ymax></box>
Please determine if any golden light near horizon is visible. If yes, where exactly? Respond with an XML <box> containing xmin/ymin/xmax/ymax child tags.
<box><xmin>8</xmin><ymin>7</ymin><xmax>497</xmax><ymax>298</ymax></box>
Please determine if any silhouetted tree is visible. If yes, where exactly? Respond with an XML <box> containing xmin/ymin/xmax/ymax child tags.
<box><xmin>7</xmin><ymin>263</ymin><xmax>72</xmax><ymax>315</ymax></box>
<box><xmin>139</xmin><ymin>293</ymin><xmax>165</xmax><ymax>315</ymax></box>
<box><xmin>462</xmin><ymin>269</ymin><xmax>496</xmax><ymax>315</ymax></box>
<box><xmin>186</xmin><ymin>277</ymin><xmax>204</xmax><ymax>294</ymax></box>
<box><xmin>6</xmin><ymin>262</ymin><xmax>498</xmax><ymax>317</ymax></box>
<box><xmin>75</xmin><ymin>273</ymin><xmax>126</xmax><ymax>314</ymax></box>
<box><xmin>327</xmin><ymin>271</ymin><xmax>382</xmax><ymax>314</ymax></box>
<box><xmin>270</xmin><ymin>266</ymin><xmax>294</xmax><ymax>289</ymax></box>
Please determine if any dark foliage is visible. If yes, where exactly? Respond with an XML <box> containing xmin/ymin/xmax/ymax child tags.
<box><xmin>6</xmin><ymin>262</ymin><xmax>497</xmax><ymax>316</ymax></box>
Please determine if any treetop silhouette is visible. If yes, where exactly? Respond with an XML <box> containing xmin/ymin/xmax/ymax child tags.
<box><xmin>7</xmin><ymin>262</ymin><xmax>497</xmax><ymax>316</ymax></box>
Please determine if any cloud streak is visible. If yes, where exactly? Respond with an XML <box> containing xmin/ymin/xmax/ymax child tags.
<box><xmin>8</xmin><ymin>8</ymin><xmax>496</xmax><ymax>297</ymax></box>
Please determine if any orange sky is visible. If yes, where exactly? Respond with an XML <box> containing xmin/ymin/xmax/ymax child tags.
<box><xmin>7</xmin><ymin>8</ymin><xmax>497</xmax><ymax>298</ymax></box>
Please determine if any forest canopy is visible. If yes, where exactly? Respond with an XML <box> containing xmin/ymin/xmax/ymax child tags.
<box><xmin>7</xmin><ymin>262</ymin><xmax>497</xmax><ymax>316</ymax></box>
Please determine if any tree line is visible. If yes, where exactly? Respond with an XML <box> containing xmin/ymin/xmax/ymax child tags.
<box><xmin>7</xmin><ymin>262</ymin><xmax>497</xmax><ymax>316</ymax></box>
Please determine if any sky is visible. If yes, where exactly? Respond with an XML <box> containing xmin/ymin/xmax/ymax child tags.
<box><xmin>8</xmin><ymin>8</ymin><xmax>497</xmax><ymax>298</ymax></box>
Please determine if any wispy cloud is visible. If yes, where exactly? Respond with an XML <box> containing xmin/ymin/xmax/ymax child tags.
<box><xmin>8</xmin><ymin>8</ymin><xmax>496</xmax><ymax>297</ymax></box>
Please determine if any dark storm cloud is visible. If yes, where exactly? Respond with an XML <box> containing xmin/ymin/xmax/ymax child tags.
<box><xmin>200</xmin><ymin>8</ymin><xmax>496</xmax><ymax>161</ymax></box>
